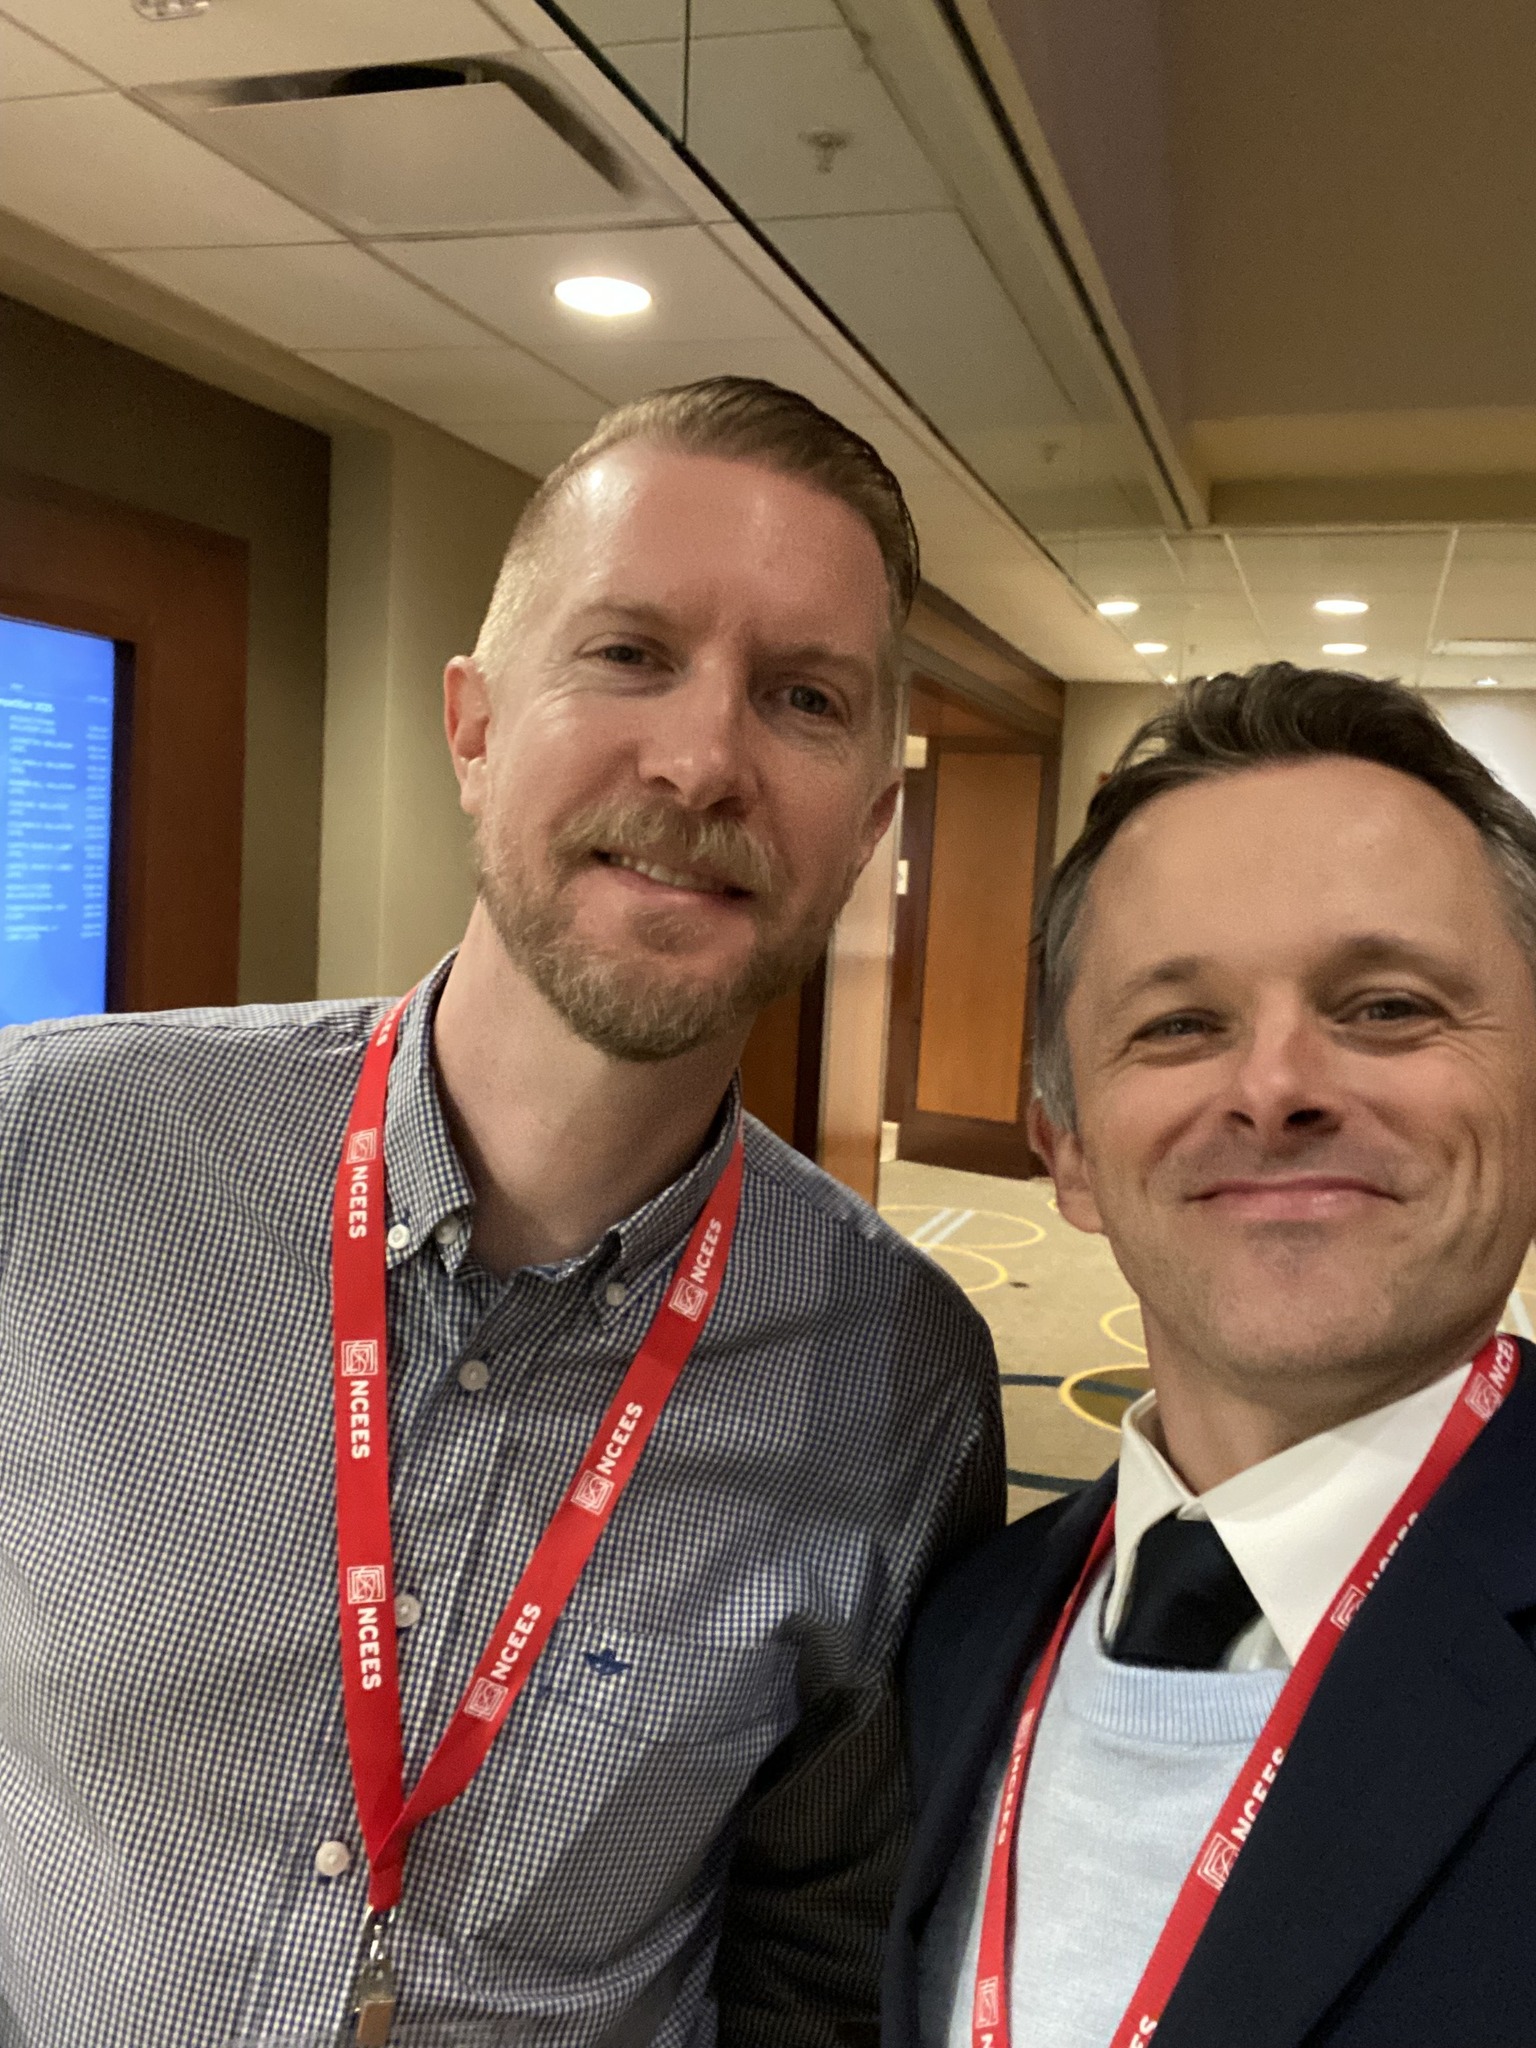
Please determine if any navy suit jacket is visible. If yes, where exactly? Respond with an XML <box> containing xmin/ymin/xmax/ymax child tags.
<box><xmin>884</xmin><ymin>1338</ymin><xmax>1536</xmax><ymax>2047</ymax></box>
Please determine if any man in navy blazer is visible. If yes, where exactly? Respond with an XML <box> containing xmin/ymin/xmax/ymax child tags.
<box><xmin>886</xmin><ymin>662</ymin><xmax>1536</xmax><ymax>2048</ymax></box>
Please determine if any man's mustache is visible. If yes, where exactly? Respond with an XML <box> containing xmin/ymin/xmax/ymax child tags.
<box><xmin>549</xmin><ymin>799</ymin><xmax>780</xmax><ymax>899</ymax></box>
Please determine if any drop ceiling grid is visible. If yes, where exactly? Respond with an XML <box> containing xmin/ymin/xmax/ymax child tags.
<box><xmin>0</xmin><ymin>12</ymin><xmax>101</xmax><ymax>97</ymax></box>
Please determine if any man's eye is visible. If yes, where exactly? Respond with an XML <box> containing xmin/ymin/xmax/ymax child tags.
<box><xmin>1137</xmin><ymin>1014</ymin><xmax>1209</xmax><ymax>1043</ymax></box>
<box><xmin>597</xmin><ymin>642</ymin><xmax>648</xmax><ymax>666</ymax></box>
<box><xmin>786</xmin><ymin>683</ymin><xmax>834</xmax><ymax>718</ymax></box>
<box><xmin>1352</xmin><ymin>994</ymin><xmax>1432</xmax><ymax>1024</ymax></box>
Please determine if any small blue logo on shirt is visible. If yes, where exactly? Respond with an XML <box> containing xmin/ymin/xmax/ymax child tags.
<box><xmin>584</xmin><ymin>1647</ymin><xmax>630</xmax><ymax>1680</ymax></box>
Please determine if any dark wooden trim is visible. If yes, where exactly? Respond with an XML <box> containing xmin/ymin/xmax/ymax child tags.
<box><xmin>792</xmin><ymin>953</ymin><xmax>828</xmax><ymax>1160</ymax></box>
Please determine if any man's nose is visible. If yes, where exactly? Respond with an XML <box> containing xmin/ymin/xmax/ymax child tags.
<box><xmin>1224</xmin><ymin>1002</ymin><xmax>1343</xmax><ymax>1145</ymax></box>
<box><xmin>634</xmin><ymin>658</ymin><xmax>757</xmax><ymax>812</ymax></box>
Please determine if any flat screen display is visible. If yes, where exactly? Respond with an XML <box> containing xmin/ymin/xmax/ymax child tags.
<box><xmin>0</xmin><ymin>613</ymin><xmax>127</xmax><ymax>1029</ymax></box>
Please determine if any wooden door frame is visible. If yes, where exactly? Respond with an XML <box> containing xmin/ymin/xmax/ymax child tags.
<box><xmin>0</xmin><ymin>465</ymin><xmax>249</xmax><ymax>1012</ymax></box>
<box><xmin>889</xmin><ymin>728</ymin><xmax>1059</xmax><ymax>1178</ymax></box>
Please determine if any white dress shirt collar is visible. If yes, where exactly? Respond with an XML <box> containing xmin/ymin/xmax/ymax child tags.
<box><xmin>1106</xmin><ymin>1362</ymin><xmax>1471</xmax><ymax>1668</ymax></box>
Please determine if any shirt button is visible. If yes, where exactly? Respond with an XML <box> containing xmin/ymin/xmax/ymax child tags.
<box><xmin>604</xmin><ymin>1280</ymin><xmax>628</xmax><ymax>1307</ymax></box>
<box><xmin>314</xmin><ymin>1839</ymin><xmax>352</xmax><ymax>1879</ymax></box>
<box><xmin>394</xmin><ymin>1593</ymin><xmax>422</xmax><ymax>1629</ymax></box>
<box><xmin>386</xmin><ymin>1223</ymin><xmax>411</xmax><ymax>1251</ymax></box>
<box><xmin>433</xmin><ymin>1218</ymin><xmax>459</xmax><ymax>1246</ymax></box>
<box><xmin>457</xmin><ymin>1357</ymin><xmax>489</xmax><ymax>1392</ymax></box>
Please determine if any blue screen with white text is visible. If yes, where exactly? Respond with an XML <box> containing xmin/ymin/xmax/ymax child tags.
<box><xmin>0</xmin><ymin>614</ymin><xmax>119</xmax><ymax>1028</ymax></box>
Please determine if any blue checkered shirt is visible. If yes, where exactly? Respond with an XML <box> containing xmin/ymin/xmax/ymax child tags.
<box><xmin>0</xmin><ymin>963</ymin><xmax>1002</xmax><ymax>2047</ymax></box>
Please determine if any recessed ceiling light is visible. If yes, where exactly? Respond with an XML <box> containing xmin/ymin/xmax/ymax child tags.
<box><xmin>1474</xmin><ymin>675</ymin><xmax>1501</xmax><ymax>688</ymax></box>
<box><xmin>1162</xmin><ymin>673</ymin><xmax>1178</xmax><ymax>686</ymax></box>
<box><xmin>553</xmin><ymin>276</ymin><xmax>652</xmax><ymax>317</ymax></box>
<box><xmin>1133</xmin><ymin>640</ymin><xmax>1168</xmax><ymax>655</ymax></box>
<box><xmin>1096</xmin><ymin>598</ymin><xmax>1139</xmax><ymax>618</ymax></box>
<box><xmin>1322</xmin><ymin>642</ymin><xmax>1368</xmax><ymax>657</ymax></box>
<box><xmin>1315</xmin><ymin>597</ymin><xmax>1369</xmax><ymax>617</ymax></box>
<box><xmin>1435</xmin><ymin>638</ymin><xmax>1536</xmax><ymax>657</ymax></box>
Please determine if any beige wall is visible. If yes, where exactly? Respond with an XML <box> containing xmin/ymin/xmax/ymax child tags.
<box><xmin>819</xmin><ymin>803</ymin><xmax>901</xmax><ymax>1203</ymax></box>
<box><xmin>0</xmin><ymin>291</ymin><xmax>330</xmax><ymax>1003</ymax></box>
<box><xmin>316</xmin><ymin>425</ymin><xmax>537</xmax><ymax>998</ymax></box>
<box><xmin>1435</xmin><ymin>692</ymin><xmax>1536</xmax><ymax>818</ymax></box>
<box><xmin>1055</xmin><ymin>679</ymin><xmax>1167</xmax><ymax>859</ymax></box>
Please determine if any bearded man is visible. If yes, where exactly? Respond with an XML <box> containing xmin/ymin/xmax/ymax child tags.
<box><xmin>0</xmin><ymin>380</ymin><xmax>1002</xmax><ymax>2048</ymax></box>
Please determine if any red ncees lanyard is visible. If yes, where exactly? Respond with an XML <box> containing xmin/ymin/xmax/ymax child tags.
<box><xmin>971</xmin><ymin>1332</ymin><xmax>1520</xmax><ymax>2048</ymax></box>
<box><xmin>331</xmin><ymin>994</ymin><xmax>744</xmax><ymax>2021</ymax></box>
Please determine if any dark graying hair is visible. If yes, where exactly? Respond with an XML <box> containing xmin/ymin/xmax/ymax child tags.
<box><xmin>1035</xmin><ymin>662</ymin><xmax>1536</xmax><ymax>1129</ymax></box>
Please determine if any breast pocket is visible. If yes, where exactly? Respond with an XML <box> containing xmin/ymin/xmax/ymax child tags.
<box><xmin>453</xmin><ymin>1631</ymin><xmax>801</xmax><ymax>1962</ymax></box>
<box><xmin>536</xmin><ymin>1626</ymin><xmax>799</xmax><ymax>1741</ymax></box>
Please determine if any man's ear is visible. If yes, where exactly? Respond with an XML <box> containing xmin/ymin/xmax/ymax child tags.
<box><xmin>856</xmin><ymin>773</ymin><xmax>902</xmax><ymax>868</ymax></box>
<box><xmin>444</xmin><ymin>656</ymin><xmax>492</xmax><ymax>816</ymax></box>
<box><xmin>1027</xmin><ymin>1097</ymin><xmax>1105</xmax><ymax>1236</ymax></box>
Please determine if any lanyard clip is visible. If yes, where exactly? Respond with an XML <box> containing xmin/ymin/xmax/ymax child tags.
<box><xmin>348</xmin><ymin>1910</ymin><xmax>397</xmax><ymax>2047</ymax></box>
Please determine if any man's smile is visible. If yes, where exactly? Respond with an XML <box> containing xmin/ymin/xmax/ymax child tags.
<box><xmin>1189</xmin><ymin>1174</ymin><xmax>1399</xmax><ymax>1224</ymax></box>
<box><xmin>591</xmin><ymin>847</ymin><xmax>752</xmax><ymax>899</ymax></box>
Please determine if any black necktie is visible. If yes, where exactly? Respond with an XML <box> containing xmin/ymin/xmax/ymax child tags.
<box><xmin>1109</xmin><ymin>1514</ymin><xmax>1260</xmax><ymax>1669</ymax></box>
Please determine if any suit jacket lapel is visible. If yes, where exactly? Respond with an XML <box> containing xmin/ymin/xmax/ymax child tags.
<box><xmin>1161</xmin><ymin>1359</ymin><xmax>1536</xmax><ymax>2047</ymax></box>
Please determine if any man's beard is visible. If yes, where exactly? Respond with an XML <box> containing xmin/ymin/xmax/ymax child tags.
<box><xmin>477</xmin><ymin>797</ymin><xmax>854</xmax><ymax>1061</ymax></box>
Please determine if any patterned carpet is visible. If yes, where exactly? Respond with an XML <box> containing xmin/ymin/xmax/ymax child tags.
<box><xmin>879</xmin><ymin>1159</ymin><xmax>1536</xmax><ymax>1524</ymax></box>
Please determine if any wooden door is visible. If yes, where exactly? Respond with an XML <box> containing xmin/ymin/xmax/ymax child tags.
<box><xmin>887</xmin><ymin>684</ymin><xmax>1058</xmax><ymax>1177</ymax></box>
<box><xmin>0</xmin><ymin>468</ymin><xmax>248</xmax><ymax>1011</ymax></box>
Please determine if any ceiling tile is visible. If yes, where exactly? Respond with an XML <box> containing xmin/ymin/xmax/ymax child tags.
<box><xmin>0</xmin><ymin>16</ymin><xmax>100</xmax><ymax>98</ymax></box>
<box><xmin>300</xmin><ymin>344</ymin><xmax>600</xmax><ymax>421</ymax></box>
<box><xmin>768</xmin><ymin>211</ymin><xmax>1078</xmax><ymax>436</ymax></box>
<box><xmin>685</xmin><ymin>26</ymin><xmax>948</xmax><ymax>219</ymax></box>
<box><xmin>0</xmin><ymin>91</ymin><xmax>336</xmax><ymax>249</ymax></box>
<box><xmin>1049</xmin><ymin>533</ymin><xmax>1193</xmax><ymax>603</ymax></box>
<box><xmin>0</xmin><ymin>0</ymin><xmax>512</xmax><ymax>89</ymax></box>
<box><xmin>380</xmin><ymin>226</ymin><xmax>792</xmax><ymax>375</ymax></box>
<box><xmin>114</xmin><ymin>244</ymin><xmax>490</xmax><ymax>351</ymax></box>
<box><xmin>448</xmin><ymin>418</ymin><xmax>603</xmax><ymax>476</ymax></box>
<box><xmin>553</xmin><ymin>2</ymin><xmax>685</xmax><ymax>43</ymax></box>
<box><xmin>1434</xmin><ymin>528</ymin><xmax>1536</xmax><ymax>641</ymax></box>
<box><xmin>692</xmin><ymin>0</ymin><xmax>843</xmax><ymax>28</ymax></box>
<box><xmin>523</xmin><ymin>330</ymin><xmax>878</xmax><ymax>417</ymax></box>
<box><xmin>580</xmin><ymin>39</ymin><xmax>686</xmax><ymax>134</ymax></box>
<box><xmin>1229</xmin><ymin>529</ymin><xmax>1451</xmax><ymax>598</ymax></box>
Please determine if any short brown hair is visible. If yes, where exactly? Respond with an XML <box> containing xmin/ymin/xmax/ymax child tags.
<box><xmin>1035</xmin><ymin>662</ymin><xmax>1536</xmax><ymax>1128</ymax></box>
<box><xmin>474</xmin><ymin>376</ymin><xmax>919</xmax><ymax>703</ymax></box>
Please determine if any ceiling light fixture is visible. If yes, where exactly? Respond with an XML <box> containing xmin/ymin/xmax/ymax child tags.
<box><xmin>1474</xmin><ymin>675</ymin><xmax>1501</xmax><ymax>689</ymax></box>
<box><xmin>1133</xmin><ymin>640</ymin><xmax>1168</xmax><ymax>655</ymax></box>
<box><xmin>1322</xmin><ymin>642</ymin><xmax>1368</xmax><ymax>657</ymax></box>
<box><xmin>1435</xmin><ymin>639</ymin><xmax>1536</xmax><ymax>658</ymax></box>
<box><xmin>1096</xmin><ymin>598</ymin><xmax>1139</xmax><ymax>618</ymax></box>
<box><xmin>553</xmin><ymin>276</ymin><xmax>652</xmax><ymax>317</ymax></box>
<box><xmin>1162</xmin><ymin>673</ymin><xmax>1178</xmax><ymax>686</ymax></box>
<box><xmin>1314</xmin><ymin>597</ymin><xmax>1369</xmax><ymax>617</ymax></box>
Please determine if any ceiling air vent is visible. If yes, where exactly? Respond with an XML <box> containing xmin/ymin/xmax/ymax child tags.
<box><xmin>144</xmin><ymin>55</ymin><xmax>682</xmax><ymax>239</ymax></box>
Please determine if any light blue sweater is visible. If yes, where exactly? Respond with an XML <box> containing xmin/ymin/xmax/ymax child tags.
<box><xmin>922</xmin><ymin>1574</ymin><xmax>1287</xmax><ymax>2048</ymax></box>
